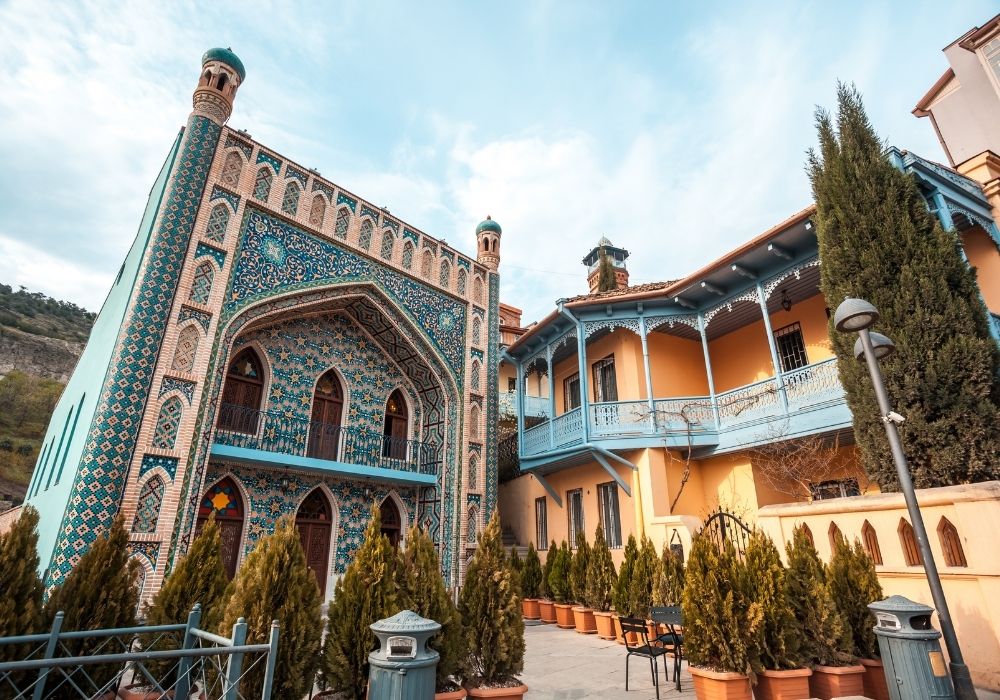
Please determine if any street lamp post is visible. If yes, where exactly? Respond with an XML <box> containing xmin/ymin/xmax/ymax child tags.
<box><xmin>834</xmin><ymin>298</ymin><xmax>977</xmax><ymax>700</ymax></box>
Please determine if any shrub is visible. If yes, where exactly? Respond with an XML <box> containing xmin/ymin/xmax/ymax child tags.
<box><xmin>0</xmin><ymin>506</ymin><xmax>44</xmax><ymax>690</ymax></box>
<box><xmin>585</xmin><ymin>525</ymin><xmax>617</xmax><ymax>612</ymax></box>
<box><xmin>612</xmin><ymin>534</ymin><xmax>638</xmax><ymax>614</ymax></box>
<box><xmin>459</xmin><ymin>512</ymin><xmax>524</xmax><ymax>686</ymax></box>
<box><xmin>399</xmin><ymin>526</ymin><xmax>465</xmax><ymax>690</ymax></box>
<box><xmin>541</xmin><ymin>540</ymin><xmax>558</xmax><ymax>599</ymax></box>
<box><xmin>744</xmin><ymin>530</ymin><xmax>802</xmax><ymax>670</ymax></box>
<box><xmin>508</xmin><ymin>546</ymin><xmax>523</xmax><ymax>599</ymax></box>
<box><xmin>785</xmin><ymin>525</ymin><xmax>852</xmax><ymax>666</ymax></box>
<box><xmin>219</xmin><ymin>515</ymin><xmax>322</xmax><ymax>700</ymax></box>
<box><xmin>569</xmin><ymin>530</ymin><xmax>590</xmax><ymax>605</ymax></box>
<box><xmin>322</xmin><ymin>505</ymin><xmax>399</xmax><ymax>699</ymax></box>
<box><xmin>626</xmin><ymin>535</ymin><xmax>658</xmax><ymax>618</ymax></box>
<box><xmin>651</xmin><ymin>542</ymin><xmax>685</xmax><ymax>608</ymax></box>
<box><xmin>521</xmin><ymin>543</ymin><xmax>543</xmax><ymax>599</ymax></box>
<box><xmin>548</xmin><ymin>541</ymin><xmax>572</xmax><ymax>603</ymax></box>
<box><xmin>681</xmin><ymin>533</ymin><xmax>762</xmax><ymax>675</ymax></box>
<box><xmin>827</xmin><ymin>535</ymin><xmax>883</xmax><ymax>659</ymax></box>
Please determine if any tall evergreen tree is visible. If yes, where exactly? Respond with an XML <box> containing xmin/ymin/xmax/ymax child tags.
<box><xmin>584</xmin><ymin>525</ymin><xmax>617</xmax><ymax>612</ymax></box>
<box><xmin>521</xmin><ymin>543</ymin><xmax>543</xmax><ymax>599</ymax></box>
<box><xmin>612</xmin><ymin>534</ymin><xmax>638</xmax><ymax>613</ymax></box>
<box><xmin>626</xmin><ymin>535</ymin><xmax>658</xmax><ymax>618</ymax></box>
<box><xmin>597</xmin><ymin>247</ymin><xmax>618</xmax><ymax>292</ymax></box>
<box><xmin>541</xmin><ymin>540</ymin><xmax>558</xmax><ymax>599</ymax></box>
<box><xmin>219</xmin><ymin>516</ymin><xmax>322</xmax><ymax>700</ymax></box>
<box><xmin>827</xmin><ymin>536</ymin><xmax>883</xmax><ymax>659</ymax></box>
<box><xmin>569</xmin><ymin>530</ymin><xmax>590</xmax><ymax>605</ymax></box>
<box><xmin>809</xmin><ymin>83</ymin><xmax>1000</xmax><ymax>489</ymax></box>
<box><xmin>744</xmin><ymin>530</ymin><xmax>802</xmax><ymax>670</ymax></box>
<box><xmin>651</xmin><ymin>542</ymin><xmax>685</xmax><ymax>608</ymax></box>
<box><xmin>0</xmin><ymin>506</ymin><xmax>44</xmax><ymax>691</ymax></box>
<box><xmin>548</xmin><ymin>541</ymin><xmax>571</xmax><ymax>603</ymax></box>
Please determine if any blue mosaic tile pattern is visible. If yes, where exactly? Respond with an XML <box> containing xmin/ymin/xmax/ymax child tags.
<box><xmin>471</xmin><ymin>348</ymin><xmax>484</xmax><ymax>360</ymax></box>
<box><xmin>285</xmin><ymin>164</ymin><xmax>308</xmax><ymax>186</ymax></box>
<box><xmin>456</xmin><ymin>258</ymin><xmax>470</xmax><ymax>271</ymax></box>
<box><xmin>360</xmin><ymin>204</ymin><xmax>381</xmax><ymax>222</ymax></box>
<box><xmin>312</xmin><ymin>180</ymin><xmax>334</xmax><ymax>201</ymax></box>
<box><xmin>224</xmin><ymin>134</ymin><xmax>252</xmax><ymax>160</ymax></box>
<box><xmin>402</xmin><ymin>228</ymin><xmax>420</xmax><ymax>244</ymax></box>
<box><xmin>382</xmin><ymin>217</ymin><xmax>398</xmax><ymax>233</ymax></box>
<box><xmin>225</xmin><ymin>209</ymin><xmax>467</xmax><ymax>374</ymax></box>
<box><xmin>195</xmin><ymin>242</ymin><xmax>226</xmax><ymax>268</ymax></box>
<box><xmin>256</xmin><ymin>151</ymin><xmax>282</xmax><ymax>174</ymax></box>
<box><xmin>140</xmin><ymin>454</ymin><xmax>179</xmax><ymax>480</ymax></box>
<box><xmin>160</xmin><ymin>376</ymin><xmax>196</xmax><ymax>404</ymax></box>
<box><xmin>133</xmin><ymin>475</ymin><xmax>165</xmax><ymax>533</ymax></box>
<box><xmin>440</xmin><ymin>249</ymin><xmax>454</xmax><ymax>262</ymax></box>
<box><xmin>178</xmin><ymin>305</ymin><xmax>212</xmax><ymax>332</ymax></box>
<box><xmin>49</xmin><ymin>114</ymin><xmax>222</xmax><ymax>588</ymax></box>
<box><xmin>209</xmin><ymin>185</ymin><xmax>240</xmax><ymax>212</ymax></box>
<box><xmin>128</xmin><ymin>541</ymin><xmax>161</xmax><ymax>571</ymax></box>
<box><xmin>485</xmin><ymin>272</ymin><xmax>500</xmax><ymax>516</ymax></box>
<box><xmin>336</xmin><ymin>192</ymin><xmax>357</xmax><ymax>212</ymax></box>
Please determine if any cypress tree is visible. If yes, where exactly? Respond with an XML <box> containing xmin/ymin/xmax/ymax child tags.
<box><xmin>808</xmin><ymin>83</ymin><xmax>1000</xmax><ymax>489</ymax></box>
<box><xmin>508</xmin><ymin>546</ymin><xmax>523</xmax><ymax>599</ymax></box>
<box><xmin>651</xmin><ymin>542</ymin><xmax>685</xmax><ymax>608</ymax></box>
<box><xmin>627</xmin><ymin>535</ymin><xmax>657</xmax><ymax>618</ymax></box>
<box><xmin>521</xmin><ymin>542</ymin><xmax>543</xmax><ymax>599</ymax></box>
<box><xmin>459</xmin><ymin>511</ymin><xmax>524</xmax><ymax>686</ymax></box>
<box><xmin>398</xmin><ymin>526</ymin><xmax>465</xmax><ymax>691</ymax></box>
<box><xmin>569</xmin><ymin>530</ymin><xmax>590</xmax><ymax>605</ymax></box>
<box><xmin>612</xmin><ymin>534</ymin><xmax>638</xmax><ymax>614</ymax></box>
<box><xmin>597</xmin><ymin>247</ymin><xmax>618</xmax><ymax>292</ymax></box>
<box><xmin>585</xmin><ymin>525</ymin><xmax>617</xmax><ymax>611</ymax></box>
<box><xmin>321</xmin><ymin>505</ymin><xmax>399</xmax><ymax>699</ymax></box>
<box><xmin>744</xmin><ymin>530</ymin><xmax>802</xmax><ymax>670</ymax></box>
<box><xmin>548</xmin><ymin>541</ymin><xmax>571</xmax><ymax>603</ymax></box>
<box><xmin>827</xmin><ymin>535</ymin><xmax>883</xmax><ymax>659</ymax></box>
<box><xmin>219</xmin><ymin>515</ymin><xmax>322</xmax><ymax>700</ymax></box>
<box><xmin>0</xmin><ymin>506</ymin><xmax>44</xmax><ymax>690</ymax></box>
<box><xmin>784</xmin><ymin>525</ymin><xmax>852</xmax><ymax>666</ymax></box>
<box><xmin>541</xmin><ymin>540</ymin><xmax>558</xmax><ymax>599</ymax></box>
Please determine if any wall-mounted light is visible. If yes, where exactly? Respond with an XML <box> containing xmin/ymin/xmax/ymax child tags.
<box><xmin>780</xmin><ymin>289</ymin><xmax>793</xmax><ymax>312</ymax></box>
<box><xmin>280</xmin><ymin>471</ymin><xmax>291</xmax><ymax>493</ymax></box>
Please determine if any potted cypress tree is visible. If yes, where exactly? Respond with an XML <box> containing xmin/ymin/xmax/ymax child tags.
<box><xmin>784</xmin><ymin>525</ymin><xmax>860</xmax><ymax>699</ymax></box>
<box><xmin>569</xmin><ymin>531</ymin><xmax>596</xmax><ymax>633</ymax></box>
<box><xmin>538</xmin><ymin>541</ymin><xmax>558</xmax><ymax>624</ymax></box>
<box><xmin>682</xmin><ymin>533</ymin><xmax>760</xmax><ymax>700</ymax></box>
<box><xmin>651</xmin><ymin>542</ymin><xmax>685</xmax><ymax>608</ymax></box>
<box><xmin>520</xmin><ymin>543</ymin><xmax>542</xmax><ymax>620</ymax></box>
<box><xmin>744</xmin><ymin>530</ymin><xmax>810</xmax><ymax>700</ymax></box>
<box><xmin>399</xmin><ymin>526</ymin><xmax>467</xmax><ymax>700</ymax></box>
<box><xmin>628</xmin><ymin>535</ymin><xmax>658</xmax><ymax>641</ymax></box>
<box><xmin>460</xmin><ymin>512</ymin><xmax>527</xmax><ymax>699</ymax></box>
<box><xmin>585</xmin><ymin>525</ymin><xmax>617</xmax><ymax>640</ymax></box>
<box><xmin>0</xmin><ymin>506</ymin><xmax>44</xmax><ymax>693</ymax></box>
<box><xmin>827</xmin><ymin>536</ymin><xmax>887</xmax><ymax>700</ymax></box>
<box><xmin>550</xmin><ymin>541</ymin><xmax>574</xmax><ymax>629</ymax></box>
<box><xmin>611</xmin><ymin>534</ymin><xmax>638</xmax><ymax>644</ymax></box>
<box><xmin>220</xmin><ymin>515</ymin><xmax>323</xmax><ymax>700</ymax></box>
<box><xmin>508</xmin><ymin>546</ymin><xmax>523</xmax><ymax>616</ymax></box>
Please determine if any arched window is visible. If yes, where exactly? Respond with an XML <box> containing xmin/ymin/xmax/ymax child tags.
<box><xmin>197</xmin><ymin>477</ymin><xmax>244</xmax><ymax>579</ymax></box>
<box><xmin>800</xmin><ymin>524</ymin><xmax>814</xmax><ymax>547</ymax></box>
<box><xmin>383</xmin><ymin>389</ymin><xmax>409</xmax><ymax>461</ymax></box>
<box><xmin>898</xmin><ymin>518</ymin><xmax>922</xmax><ymax>566</ymax></box>
<box><xmin>380</xmin><ymin>497</ymin><xmax>402</xmax><ymax>547</ymax></box>
<box><xmin>828</xmin><ymin>521</ymin><xmax>844</xmax><ymax>553</ymax></box>
<box><xmin>359</xmin><ymin>219</ymin><xmax>374</xmax><ymax>250</ymax></box>
<box><xmin>205</xmin><ymin>204</ymin><xmax>230</xmax><ymax>243</ymax></box>
<box><xmin>938</xmin><ymin>517</ymin><xmax>967</xmax><ymax>567</ymax></box>
<box><xmin>221</xmin><ymin>151</ymin><xmax>243</xmax><ymax>188</ymax></box>
<box><xmin>309</xmin><ymin>194</ymin><xmax>326</xmax><ymax>227</ymax></box>
<box><xmin>470</xmin><ymin>404</ymin><xmax>481</xmax><ymax>441</ymax></box>
<box><xmin>421</xmin><ymin>249</ymin><xmax>434</xmax><ymax>278</ymax></box>
<box><xmin>472</xmin><ymin>317</ymin><xmax>482</xmax><ymax>345</ymax></box>
<box><xmin>380</xmin><ymin>230</ymin><xmax>395</xmax><ymax>261</ymax></box>
<box><xmin>253</xmin><ymin>167</ymin><xmax>273</xmax><ymax>202</ymax></box>
<box><xmin>216</xmin><ymin>73</ymin><xmax>228</xmax><ymax>92</ymax></box>
<box><xmin>457</xmin><ymin>269</ymin><xmax>467</xmax><ymax>296</ymax></box>
<box><xmin>401</xmin><ymin>242</ymin><xmax>415</xmax><ymax>270</ymax></box>
<box><xmin>189</xmin><ymin>261</ymin><xmax>215</xmax><ymax>304</ymax></box>
<box><xmin>334</xmin><ymin>208</ymin><xmax>350</xmax><ymax>239</ymax></box>
<box><xmin>468</xmin><ymin>453</ymin><xmax>478</xmax><ymax>485</ymax></box>
<box><xmin>296</xmin><ymin>488</ymin><xmax>333</xmax><ymax>593</ymax></box>
<box><xmin>172</xmin><ymin>324</ymin><xmax>200</xmax><ymax>373</ymax></box>
<box><xmin>467</xmin><ymin>505</ymin><xmax>479</xmax><ymax>543</ymax></box>
<box><xmin>281</xmin><ymin>181</ymin><xmax>300</xmax><ymax>215</ymax></box>
<box><xmin>473</xmin><ymin>276</ymin><xmax>484</xmax><ymax>304</ymax></box>
<box><xmin>861</xmin><ymin>520</ymin><xmax>882</xmax><ymax>565</ymax></box>
<box><xmin>218</xmin><ymin>348</ymin><xmax>264</xmax><ymax>433</ymax></box>
<box><xmin>439</xmin><ymin>259</ymin><xmax>451</xmax><ymax>287</ymax></box>
<box><xmin>132</xmin><ymin>475</ymin><xmax>165</xmax><ymax>533</ymax></box>
<box><xmin>152</xmin><ymin>397</ymin><xmax>183</xmax><ymax>450</ymax></box>
<box><xmin>470</xmin><ymin>361</ymin><xmax>481</xmax><ymax>392</ymax></box>
<box><xmin>308</xmin><ymin>369</ymin><xmax>344</xmax><ymax>461</ymax></box>
<box><xmin>200</xmin><ymin>70</ymin><xmax>212</xmax><ymax>86</ymax></box>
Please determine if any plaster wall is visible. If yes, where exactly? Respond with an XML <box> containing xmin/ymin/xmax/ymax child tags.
<box><xmin>929</xmin><ymin>42</ymin><xmax>1000</xmax><ymax>165</ymax></box>
<box><xmin>962</xmin><ymin>226</ymin><xmax>1000</xmax><ymax>312</ymax></box>
<box><xmin>646</xmin><ymin>333</ymin><xmax>710</xmax><ymax>398</ymax></box>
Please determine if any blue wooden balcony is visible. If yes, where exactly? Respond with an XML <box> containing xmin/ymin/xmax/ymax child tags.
<box><xmin>210</xmin><ymin>404</ymin><xmax>440</xmax><ymax>486</ymax></box>
<box><xmin>499</xmin><ymin>393</ymin><xmax>550</xmax><ymax>418</ymax></box>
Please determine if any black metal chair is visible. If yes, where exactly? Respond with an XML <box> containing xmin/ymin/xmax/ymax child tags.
<box><xmin>650</xmin><ymin>606</ymin><xmax>684</xmax><ymax>691</ymax></box>
<box><xmin>619</xmin><ymin>616</ymin><xmax>671</xmax><ymax>699</ymax></box>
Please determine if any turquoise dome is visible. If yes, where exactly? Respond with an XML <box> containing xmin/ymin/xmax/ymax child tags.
<box><xmin>202</xmin><ymin>47</ymin><xmax>245</xmax><ymax>82</ymax></box>
<box><xmin>476</xmin><ymin>216</ymin><xmax>502</xmax><ymax>235</ymax></box>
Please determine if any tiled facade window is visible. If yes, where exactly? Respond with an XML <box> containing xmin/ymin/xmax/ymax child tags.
<box><xmin>281</xmin><ymin>181</ymin><xmax>300</xmax><ymax>215</ymax></box>
<box><xmin>171</xmin><ymin>324</ymin><xmax>200</xmax><ymax>372</ymax></box>
<box><xmin>359</xmin><ymin>219</ymin><xmax>374</xmax><ymax>250</ymax></box>
<box><xmin>205</xmin><ymin>204</ymin><xmax>230</xmax><ymax>243</ymax></box>
<box><xmin>472</xmin><ymin>317</ymin><xmax>481</xmax><ymax>346</ymax></box>
<box><xmin>468</xmin><ymin>453</ymin><xmax>478</xmax><ymax>485</ymax></box>
<box><xmin>334</xmin><ymin>207</ymin><xmax>350</xmax><ymax>239</ymax></box>
<box><xmin>439</xmin><ymin>260</ymin><xmax>451</xmax><ymax>288</ymax></box>
<box><xmin>132</xmin><ymin>475</ymin><xmax>165</xmax><ymax>533</ymax></box>
<box><xmin>421</xmin><ymin>250</ymin><xmax>433</xmax><ymax>278</ymax></box>
<box><xmin>189</xmin><ymin>262</ymin><xmax>215</xmax><ymax>305</ymax></box>
<box><xmin>467</xmin><ymin>504</ymin><xmax>479</xmax><ymax>543</ymax></box>
<box><xmin>469</xmin><ymin>404</ymin><xmax>481</xmax><ymax>441</ymax></box>
<box><xmin>152</xmin><ymin>397</ymin><xmax>183</xmax><ymax>450</ymax></box>
<box><xmin>221</xmin><ymin>151</ymin><xmax>243</xmax><ymax>188</ymax></box>
<box><xmin>535</xmin><ymin>497</ymin><xmax>547</xmax><ymax>549</ymax></box>
<box><xmin>253</xmin><ymin>167</ymin><xmax>273</xmax><ymax>201</ymax></box>
<box><xmin>457</xmin><ymin>269</ymin><xmax>467</xmax><ymax>295</ymax></box>
<box><xmin>380</xmin><ymin>230</ymin><xmax>395</xmax><ymax>260</ymax></box>
<box><xmin>470</xmin><ymin>361</ymin><xmax>481</xmax><ymax>392</ymax></box>
<box><xmin>401</xmin><ymin>242</ymin><xmax>414</xmax><ymax>269</ymax></box>
<box><xmin>473</xmin><ymin>276</ymin><xmax>484</xmax><ymax>304</ymax></box>
<box><xmin>309</xmin><ymin>194</ymin><xmax>326</xmax><ymax>226</ymax></box>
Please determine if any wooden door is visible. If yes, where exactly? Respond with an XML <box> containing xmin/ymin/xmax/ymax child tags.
<box><xmin>380</xmin><ymin>497</ymin><xmax>401</xmax><ymax>547</ymax></box>
<box><xmin>197</xmin><ymin>478</ymin><xmax>244</xmax><ymax>580</ymax></box>
<box><xmin>296</xmin><ymin>489</ymin><xmax>332</xmax><ymax>594</ymax></box>
<box><xmin>308</xmin><ymin>370</ymin><xmax>343</xmax><ymax>461</ymax></box>
<box><xmin>382</xmin><ymin>390</ymin><xmax>408</xmax><ymax>461</ymax></box>
<box><xmin>218</xmin><ymin>348</ymin><xmax>264</xmax><ymax>433</ymax></box>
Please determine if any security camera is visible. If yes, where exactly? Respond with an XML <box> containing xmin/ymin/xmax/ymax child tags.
<box><xmin>883</xmin><ymin>411</ymin><xmax>906</xmax><ymax>425</ymax></box>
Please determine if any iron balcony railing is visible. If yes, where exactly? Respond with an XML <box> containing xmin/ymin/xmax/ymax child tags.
<box><xmin>520</xmin><ymin>357</ymin><xmax>846</xmax><ymax>457</ymax></box>
<box><xmin>214</xmin><ymin>404</ymin><xmax>441</xmax><ymax>476</ymax></box>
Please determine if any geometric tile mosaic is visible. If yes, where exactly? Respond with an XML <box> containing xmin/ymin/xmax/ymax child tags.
<box><xmin>195</xmin><ymin>242</ymin><xmax>226</xmax><ymax>269</ymax></box>
<box><xmin>160</xmin><ymin>376</ymin><xmax>196</xmax><ymax>404</ymax></box>
<box><xmin>140</xmin><ymin>454</ymin><xmax>179</xmax><ymax>480</ymax></box>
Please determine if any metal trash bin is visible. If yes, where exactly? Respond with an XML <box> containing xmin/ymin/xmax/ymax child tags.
<box><xmin>368</xmin><ymin>610</ymin><xmax>441</xmax><ymax>700</ymax></box>
<box><xmin>868</xmin><ymin>595</ymin><xmax>956</xmax><ymax>700</ymax></box>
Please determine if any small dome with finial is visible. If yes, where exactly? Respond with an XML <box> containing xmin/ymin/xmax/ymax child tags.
<box><xmin>476</xmin><ymin>215</ymin><xmax>502</xmax><ymax>235</ymax></box>
<box><xmin>202</xmin><ymin>47</ymin><xmax>246</xmax><ymax>81</ymax></box>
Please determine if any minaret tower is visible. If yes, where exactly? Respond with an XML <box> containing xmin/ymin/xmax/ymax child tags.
<box><xmin>193</xmin><ymin>47</ymin><xmax>245</xmax><ymax>125</ymax></box>
<box><xmin>475</xmin><ymin>215</ymin><xmax>502</xmax><ymax>270</ymax></box>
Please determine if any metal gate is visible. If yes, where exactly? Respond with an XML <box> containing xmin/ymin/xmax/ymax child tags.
<box><xmin>700</xmin><ymin>508</ymin><xmax>752</xmax><ymax>556</ymax></box>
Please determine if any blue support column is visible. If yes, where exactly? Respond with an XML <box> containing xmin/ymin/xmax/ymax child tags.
<box><xmin>575</xmin><ymin>322</ymin><xmax>591</xmax><ymax>443</ymax></box>
<box><xmin>931</xmin><ymin>190</ymin><xmax>953</xmax><ymax>230</ymax></box>
<box><xmin>515</xmin><ymin>358</ymin><xmax>526</xmax><ymax>458</ymax></box>
<box><xmin>638</xmin><ymin>316</ymin><xmax>657</xmax><ymax>430</ymax></box>
<box><xmin>546</xmin><ymin>344</ymin><xmax>555</xmax><ymax>450</ymax></box>
<box><xmin>756</xmin><ymin>282</ymin><xmax>789</xmax><ymax>413</ymax></box>
<box><xmin>697</xmin><ymin>313</ymin><xmax>719</xmax><ymax>428</ymax></box>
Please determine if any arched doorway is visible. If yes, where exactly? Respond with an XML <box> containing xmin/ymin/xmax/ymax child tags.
<box><xmin>218</xmin><ymin>348</ymin><xmax>264</xmax><ymax>433</ymax></box>
<box><xmin>380</xmin><ymin>497</ymin><xmax>402</xmax><ymax>547</ymax></box>
<box><xmin>197</xmin><ymin>477</ymin><xmax>245</xmax><ymax>579</ymax></box>
<box><xmin>296</xmin><ymin>488</ymin><xmax>333</xmax><ymax>594</ymax></box>
<box><xmin>382</xmin><ymin>389</ymin><xmax>409</xmax><ymax>461</ymax></box>
<box><xmin>308</xmin><ymin>369</ymin><xmax>344</xmax><ymax>461</ymax></box>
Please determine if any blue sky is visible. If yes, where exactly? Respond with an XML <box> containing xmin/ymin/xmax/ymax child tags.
<box><xmin>0</xmin><ymin>0</ymin><xmax>994</xmax><ymax>323</ymax></box>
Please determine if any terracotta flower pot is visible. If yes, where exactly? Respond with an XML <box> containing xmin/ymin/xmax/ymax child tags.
<box><xmin>466</xmin><ymin>683</ymin><xmax>528</xmax><ymax>700</ymax></box>
<box><xmin>752</xmin><ymin>668</ymin><xmax>812</xmax><ymax>700</ymax></box>
<box><xmin>859</xmin><ymin>658</ymin><xmax>890</xmax><ymax>700</ymax></box>
<box><xmin>554</xmin><ymin>602</ymin><xmax>575</xmax><ymax>629</ymax></box>
<box><xmin>538</xmin><ymin>599</ymin><xmax>556</xmax><ymax>623</ymax></box>
<box><xmin>808</xmin><ymin>664</ymin><xmax>865</xmax><ymax>699</ymax></box>
<box><xmin>613</xmin><ymin>613</ymin><xmax>624</xmax><ymax>644</ymax></box>
<box><xmin>435</xmin><ymin>687</ymin><xmax>468</xmax><ymax>700</ymax></box>
<box><xmin>593</xmin><ymin>610</ymin><xmax>615</xmax><ymax>639</ymax></box>
<box><xmin>572</xmin><ymin>606</ymin><xmax>597</xmax><ymax>634</ymax></box>
<box><xmin>521</xmin><ymin>598</ymin><xmax>540</xmax><ymax>620</ymax></box>
<box><xmin>689</xmin><ymin>666</ymin><xmax>752</xmax><ymax>700</ymax></box>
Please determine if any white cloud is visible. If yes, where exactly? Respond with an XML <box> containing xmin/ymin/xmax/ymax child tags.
<box><xmin>0</xmin><ymin>234</ymin><xmax>112</xmax><ymax>311</ymax></box>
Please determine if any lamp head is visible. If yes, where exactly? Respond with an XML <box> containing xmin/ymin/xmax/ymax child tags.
<box><xmin>854</xmin><ymin>332</ymin><xmax>896</xmax><ymax>362</ymax></box>
<box><xmin>835</xmin><ymin>298</ymin><xmax>879</xmax><ymax>332</ymax></box>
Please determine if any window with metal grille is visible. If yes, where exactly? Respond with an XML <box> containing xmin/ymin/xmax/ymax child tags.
<box><xmin>567</xmin><ymin>489</ymin><xmax>584</xmax><ymax>544</ymax></box>
<box><xmin>564</xmin><ymin>373</ymin><xmax>581</xmax><ymax>411</ymax></box>
<box><xmin>810</xmin><ymin>478</ymin><xmax>860</xmax><ymax>501</ymax></box>
<box><xmin>592</xmin><ymin>355</ymin><xmax>618</xmax><ymax>402</ymax></box>
<box><xmin>774</xmin><ymin>322</ymin><xmax>808</xmax><ymax>372</ymax></box>
<box><xmin>597</xmin><ymin>482</ymin><xmax>622</xmax><ymax>548</ymax></box>
<box><xmin>535</xmin><ymin>497</ymin><xmax>547</xmax><ymax>549</ymax></box>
